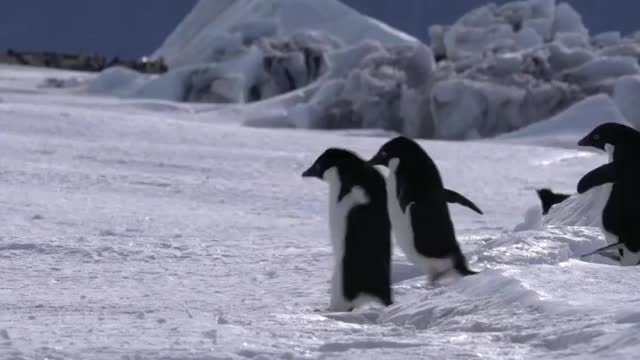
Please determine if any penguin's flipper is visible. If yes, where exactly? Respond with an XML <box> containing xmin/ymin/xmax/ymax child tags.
<box><xmin>445</xmin><ymin>189</ymin><xmax>484</xmax><ymax>215</ymax></box>
<box><xmin>593</xmin><ymin>251</ymin><xmax>622</xmax><ymax>262</ymax></box>
<box><xmin>577</xmin><ymin>163</ymin><xmax>615</xmax><ymax>194</ymax></box>
<box><xmin>580</xmin><ymin>242</ymin><xmax>625</xmax><ymax>259</ymax></box>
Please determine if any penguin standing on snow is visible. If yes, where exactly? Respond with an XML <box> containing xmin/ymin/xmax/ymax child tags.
<box><xmin>302</xmin><ymin>148</ymin><xmax>392</xmax><ymax>311</ymax></box>
<box><xmin>368</xmin><ymin>136</ymin><xmax>480</xmax><ymax>284</ymax></box>
<box><xmin>577</xmin><ymin>122</ymin><xmax>640</xmax><ymax>265</ymax></box>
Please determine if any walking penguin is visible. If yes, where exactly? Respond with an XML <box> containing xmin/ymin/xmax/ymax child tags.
<box><xmin>577</xmin><ymin>123</ymin><xmax>640</xmax><ymax>265</ymax></box>
<box><xmin>368</xmin><ymin>136</ymin><xmax>480</xmax><ymax>284</ymax></box>
<box><xmin>302</xmin><ymin>148</ymin><xmax>393</xmax><ymax>311</ymax></box>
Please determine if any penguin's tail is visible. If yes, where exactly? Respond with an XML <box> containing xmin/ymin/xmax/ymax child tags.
<box><xmin>454</xmin><ymin>253</ymin><xmax>478</xmax><ymax>276</ymax></box>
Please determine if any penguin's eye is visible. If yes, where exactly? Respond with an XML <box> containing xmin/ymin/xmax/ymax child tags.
<box><xmin>593</xmin><ymin>134</ymin><xmax>601</xmax><ymax>141</ymax></box>
<box><xmin>380</xmin><ymin>151</ymin><xmax>388</xmax><ymax>158</ymax></box>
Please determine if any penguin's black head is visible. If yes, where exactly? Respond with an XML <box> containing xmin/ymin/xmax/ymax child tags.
<box><xmin>578</xmin><ymin>123</ymin><xmax>640</xmax><ymax>150</ymax></box>
<box><xmin>368</xmin><ymin>136</ymin><xmax>419</xmax><ymax>167</ymax></box>
<box><xmin>302</xmin><ymin>148</ymin><xmax>363</xmax><ymax>180</ymax></box>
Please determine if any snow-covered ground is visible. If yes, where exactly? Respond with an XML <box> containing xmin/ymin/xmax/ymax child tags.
<box><xmin>3</xmin><ymin>0</ymin><xmax>640</xmax><ymax>358</ymax></box>
<box><xmin>2</xmin><ymin>64</ymin><xmax>640</xmax><ymax>360</ymax></box>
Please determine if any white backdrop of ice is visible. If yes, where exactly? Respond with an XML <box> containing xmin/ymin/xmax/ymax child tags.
<box><xmin>82</xmin><ymin>0</ymin><xmax>640</xmax><ymax>142</ymax></box>
<box><xmin>153</xmin><ymin>0</ymin><xmax>417</xmax><ymax>68</ymax></box>
<box><xmin>497</xmin><ymin>94</ymin><xmax>632</xmax><ymax>147</ymax></box>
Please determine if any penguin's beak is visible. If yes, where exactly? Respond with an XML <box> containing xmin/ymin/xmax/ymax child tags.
<box><xmin>301</xmin><ymin>164</ymin><xmax>320</xmax><ymax>178</ymax></box>
<box><xmin>577</xmin><ymin>136</ymin><xmax>590</xmax><ymax>147</ymax></box>
<box><xmin>578</xmin><ymin>135</ymin><xmax>605</xmax><ymax>150</ymax></box>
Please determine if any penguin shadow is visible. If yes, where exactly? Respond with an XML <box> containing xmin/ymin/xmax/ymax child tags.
<box><xmin>320</xmin><ymin>261</ymin><xmax>474</xmax><ymax>326</ymax></box>
<box><xmin>391</xmin><ymin>260</ymin><xmax>423</xmax><ymax>284</ymax></box>
<box><xmin>391</xmin><ymin>259</ymin><xmax>475</xmax><ymax>290</ymax></box>
<box><xmin>390</xmin><ymin>260</ymin><xmax>461</xmax><ymax>286</ymax></box>
<box><xmin>579</xmin><ymin>254</ymin><xmax>620</xmax><ymax>266</ymax></box>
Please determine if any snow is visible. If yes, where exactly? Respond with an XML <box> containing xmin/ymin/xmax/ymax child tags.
<box><xmin>5</xmin><ymin>0</ymin><xmax>640</xmax><ymax>358</ymax></box>
<box><xmin>153</xmin><ymin>0</ymin><xmax>418</xmax><ymax>68</ymax></box>
<box><xmin>497</xmin><ymin>94</ymin><xmax>631</xmax><ymax>147</ymax></box>
<box><xmin>3</xmin><ymin>63</ymin><xmax>640</xmax><ymax>360</ymax></box>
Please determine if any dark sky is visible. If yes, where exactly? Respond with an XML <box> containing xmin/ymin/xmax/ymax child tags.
<box><xmin>0</xmin><ymin>1</ymin><xmax>638</xmax><ymax>59</ymax></box>
<box><xmin>0</xmin><ymin>1</ymin><xmax>197</xmax><ymax>58</ymax></box>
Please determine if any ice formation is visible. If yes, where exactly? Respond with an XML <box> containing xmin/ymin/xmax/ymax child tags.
<box><xmin>85</xmin><ymin>0</ymin><xmax>640</xmax><ymax>140</ymax></box>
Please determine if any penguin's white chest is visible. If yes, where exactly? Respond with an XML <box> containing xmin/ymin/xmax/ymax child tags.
<box><xmin>595</xmin><ymin>145</ymin><xmax>639</xmax><ymax>265</ymax></box>
<box><xmin>325</xmin><ymin>168</ymin><xmax>369</xmax><ymax>257</ymax></box>
<box><xmin>385</xmin><ymin>160</ymin><xmax>414</xmax><ymax>257</ymax></box>
<box><xmin>385</xmin><ymin>159</ymin><xmax>454</xmax><ymax>276</ymax></box>
<box><xmin>323</xmin><ymin>167</ymin><xmax>370</xmax><ymax>310</ymax></box>
<box><xmin>598</xmin><ymin>145</ymin><xmax>619</xmax><ymax>253</ymax></box>
<box><xmin>385</xmin><ymin>160</ymin><xmax>452</xmax><ymax>276</ymax></box>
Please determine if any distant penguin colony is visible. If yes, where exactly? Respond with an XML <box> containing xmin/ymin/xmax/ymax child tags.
<box><xmin>302</xmin><ymin>148</ymin><xmax>392</xmax><ymax>311</ymax></box>
<box><xmin>301</xmin><ymin>124</ymin><xmax>640</xmax><ymax>312</ymax></box>
<box><xmin>576</xmin><ymin>123</ymin><xmax>640</xmax><ymax>266</ymax></box>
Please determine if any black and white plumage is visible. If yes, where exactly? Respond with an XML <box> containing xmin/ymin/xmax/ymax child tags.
<box><xmin>368</xmin><ymin>136</ymin><xmax>480</xmax><ymax>284</ymax></box>
<box><xmin>536</xmin><ymin>188</ymin><xmax>571</xmax><ymax>215</ymax></box>
<box><xmin>577</xmin><ymin>122</ymin><xmax>640</xmax><ymax>265</ymax></box>
<box><xmin>302</xmin><ymin>148</ymin><xmax>392</xmax><ymax>311</ymax></box>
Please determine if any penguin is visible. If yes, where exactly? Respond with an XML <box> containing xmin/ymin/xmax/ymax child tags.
<box><xmin>302</xmin><ymin>148</ymin><xmax>392</xmax><ymax>311</ymax></box>
<box><xmin>536</xmin><ymin>188</ymin><xmax>571</xmax><ymax>215</ymax></box>
<box><xmin>576</xmin><ymin>122</ymin><xmax>640</xmax><ymax>265</ymax></box>
<box><xmin>368</xmin><ymin>136</ymin><xmax>479</xmax><ymax>284</ymax></box>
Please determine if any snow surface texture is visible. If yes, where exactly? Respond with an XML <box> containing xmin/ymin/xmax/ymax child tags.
<box><xmin>80</xmin><ymin>0</ymin><xmax>640</xmax><ymax>141</ymax></box>
<box><xmin>3</xmin><ymin>64</ymin><xmax>640</xmax><ymax>360</ymax></box>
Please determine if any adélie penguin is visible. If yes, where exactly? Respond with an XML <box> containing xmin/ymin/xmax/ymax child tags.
<box><xmin>302</xmin><ymin>148</ymin><xmax>392</xmax><ymax>311</ymax></box>
<box><xmin>577</xmin><ymin>122</ymin><xmax>640</xmax><ymax>265</ymax></box>
<box><xmin>367</xmin><ymin>136</ymin><xmax>480</xmax><ymax>284</ymax></box>
<box><xmin>536</xmin><ymin>188</ymin><xmax>571</xmax><ymax>215</ymax></box>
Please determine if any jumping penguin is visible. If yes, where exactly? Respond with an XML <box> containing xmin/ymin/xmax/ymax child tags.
<box><xmin>368</xmin><ymin>136</ymin><xmax>480</xmax><ymax>284</ymax></box>
<box><xmin>302</xmin><ymin>148</ymin><xmax>393</xmax><ymax>311</ymax></box>
<box><xmin>577</xmin><ymin>122</ymin><xmax>640</xmax><ymax>265</ymax></box>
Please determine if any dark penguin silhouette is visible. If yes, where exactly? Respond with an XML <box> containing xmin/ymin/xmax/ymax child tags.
<box><xmin>302</xmin><ymin>148</ymin><xmax>392</xmax><ymax>311</ymax></box>
<box><xmin>368</xmin><ymin>136</ymin><xmax>479</xmax><ymax>284</ymax></box>
<box><xmin>577</xmin><ymin>123</ymin><xmax>640</xmax><ymax>265</ymax></box>
<box><xmin>536</xmin><ymin>188</ymin><xmax>570</xmax><ymax>215</ymax></box>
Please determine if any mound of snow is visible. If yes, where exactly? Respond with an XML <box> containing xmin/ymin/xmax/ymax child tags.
<box><xmin>381</xmin><ymin>270</ymin><xmax>567</xmax><ymax>331</ymax></box>
<box><xmin>542</xmin><ymin>144</ymin><xmax>618</xmax><ymax>229</ymax></box>
<box><xmin>543</xmin><ymin>187</ymin><xmax>609</xmax><ymax>228</ymax></box>
<box><xmin>513</xmin><ymin>205</ymin><xmax>544</xmax><ymax>232</ymax></box>
<box><xmin>86</xmin><ymin>67</ymin><xmax>148</xmax><ymax>97</ymax></box>
<box><xmin>497</xmin><ymin>94</ymin><xmax>631</xmax><ymax>147</ymax></box>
